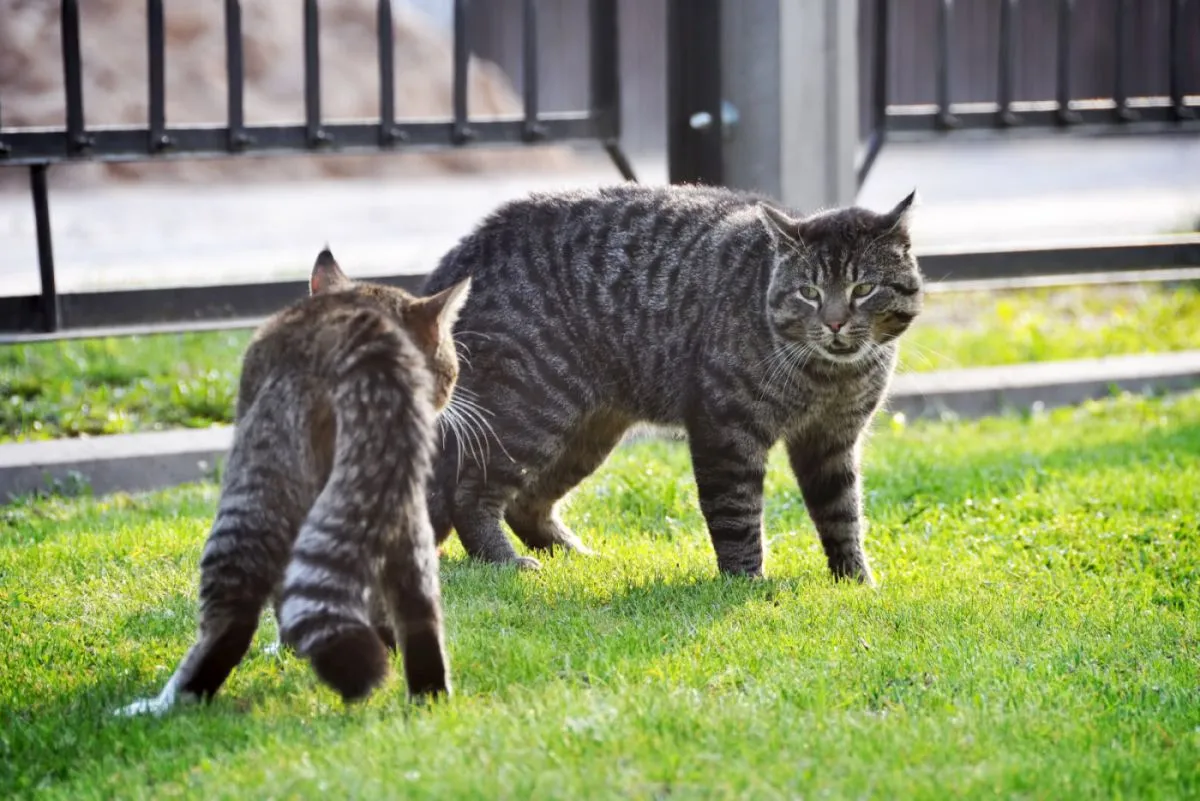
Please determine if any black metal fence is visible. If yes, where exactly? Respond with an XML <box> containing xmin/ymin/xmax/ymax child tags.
<box><xmin>665</xmin><ymin>0</ymin><xmax>1200</xmax><ymax>285</ymax></box>
<box><xmin>3</xmin><ymin>0</ymin><xmax>1199</xmax><ymax>342</ymax></box>
<box><xmin>851</xmin><ymin>0</ymin><xmax>1200</xmax><ymax>283</ymax></box>
<box><xmin>0</xmin><ymin>0</ymin><xmax>632</xmax><ymax>339</ymax></box>
<box><xmin>858</xmin><ymin>0</ymin><xmax>1200</xmax><ymax>182</ymax></box>
<box><xmin>456</xmin><ymin>0</ymin><xmax>1200</xmax><ymax>158</ymax></box>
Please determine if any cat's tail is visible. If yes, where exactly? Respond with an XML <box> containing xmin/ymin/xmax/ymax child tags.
<box><xmin>277</xmin><ymin>309</ymin><xmax>448</xmax><ymax>702</ymax></box>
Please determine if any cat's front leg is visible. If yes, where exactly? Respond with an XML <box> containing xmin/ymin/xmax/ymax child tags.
<box><xmin>786</xmin><ymin>432</ymin><xmax>875</xmax><ymax>586</ymax></box>
<box><xmin>687</xmin><ymin>423</ymin><xmax>769</xmax><ymax>577</ymax></box>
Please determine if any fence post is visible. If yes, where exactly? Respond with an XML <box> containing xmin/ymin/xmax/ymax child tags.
<box><xmin>666</xmin><ymin>0</ymin><xmax>723</xmax><ymax>186</ymax></box>
<box><xmin>669</xmin><ymin>0</ymin><xmax>858</xmax><ymax>210</ymax></box>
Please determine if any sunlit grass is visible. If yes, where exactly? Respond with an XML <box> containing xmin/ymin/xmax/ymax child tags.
<box><xmin>2</xmin><ymin>390</ymin><xmax>1198</xmax><ymax>798</ymax></box>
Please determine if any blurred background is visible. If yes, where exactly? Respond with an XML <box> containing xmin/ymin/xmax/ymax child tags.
<box><xmin>1</xmin><ymin>0</ymin><xmax>1196</xmax><ymax>305</ymax></box>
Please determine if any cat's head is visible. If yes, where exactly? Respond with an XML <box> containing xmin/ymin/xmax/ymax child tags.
<box><xmin>310</xmin><ymin>248</ymin><xmax>471</xmax><ymax>410</ymax></box>
<box><xmin>759</xmin><ymin>191</ymin><xmax>923</xmax><ymax>365</ymax></box>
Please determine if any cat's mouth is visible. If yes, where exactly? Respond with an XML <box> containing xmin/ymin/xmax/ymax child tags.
<box><xmin>819</xmin><ymin>339</ymin><xmax>866</xmax><ymax>362</ymax></box>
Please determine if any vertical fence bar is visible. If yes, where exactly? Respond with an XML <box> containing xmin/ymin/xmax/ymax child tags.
<box><xmin>0</xmin><ymin>94</ymin><xmax>10</xmax><ymax>157</ymax></box>
<box><xmin>1113</xmin><ymin>0</ymin><xmax>1136</xmax><ymax>120</ymax></box>
<box><xmin>589</xmin><ymin>0</ymin><xmax>621</xmax><ymax>129</ymax></box>
<box><xmin>857</xmin><ymin>0</ymin><xmax>888</xmax><ymax>186</ymax></box>
<box><xmin>590</xmin><ymin>0</ymin><xmax>633</xmax><ymax>180</ymax></box>
<box><xmin>225</xmin><ymin>0</ymin><xmax>249</xmax><ymax>149</ymax></box>
<box><xmin>1056</xmin><ymin>0</ymin><xmax>1079</xmax><ymax>124</ymax></box>
<box><xmin>996</xmin><ymin>0</ymin><xmax>1018</xmax><ymax>126</ymax></box>
<box><xmin>872</xmin><ymin>0</ymin><xmax>889</xmax><ymax>134</ymax></box>
<box><xmin>30</xmin><ymin>166</ymin><xmax>58</xmax><ymax>333</ymax></box>
<box><xmin>1170</xmin><ymin>0</ymin><xmax>1194</xmax><ymax>120</ymax></box>
<box><xmin>522</xmin><ymin>0</ymin><xmax>543</xmax><ymax>140</ymax></box>
<box><xmin>304</xmin><ymin>0</ymin><xmax>330</xmax><ymax>146</ymax></box>
<box><xmin>936</xmin><ymin>0</ymin><xmax>956</xmax><ymax>129</ymax></box>
<box><xmin>147</xmin><ymin>0</ymin><xmax>171</xmax><ymax>151</ymax></box>
<box><xmin>377</xmin><ymin>0</ymin><xmax>403</xmax><ymax>144</ymax></box>
<box><xmin>666</xmin><ymin>0</ymin><xmax>722</xmax><ymax>186</ymax></box>
<box><xmin>452</xmin><ymin>0</ymin><xmax>474</xmax><ymax>143</ymax></box>
<box><xmin>61</xmin><ymin>0</ymin><xmax>91</xmax><ymax>153</ymax></box>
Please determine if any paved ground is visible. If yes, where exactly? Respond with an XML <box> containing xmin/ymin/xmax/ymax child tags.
<box><xmin>1</xmin><ymin>133</ymin><xmax>1197</xmax><ymax>297</ymax></box>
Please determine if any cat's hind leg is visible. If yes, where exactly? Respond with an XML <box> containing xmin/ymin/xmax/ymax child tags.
<box><xmin>379</xmin><ymin>509</ymin><xmax>450</xmax><ymax>699</ymax></box>
<box><xmin>452</xmin><ymin>478</ymin><xmax>541</xmax><ymax>569</ymax></box>
<box><xmin>504</xmin><ymin>410</ymin><xmax>629</xmax><ymax>555</ymax></box>
<box><xmin>117</xmin><ymin>476</ymin><xmax>300</xmax><ymax>715</ymax></box>
<box><xmin>116</xmin><ymin>412</ymin><xmax>308</xmax><ymax>717</ymax></box>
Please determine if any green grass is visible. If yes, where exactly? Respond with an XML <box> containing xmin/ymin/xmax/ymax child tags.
<box><xmin>904</xmin><ymin>282</ymin><xmax>1200</xmax><ymax>373</ymax></box>
<box><xmin>2</xmin><ymin>390</ymin><xmax>1198</xmax><ymax>799</ymax></box>
<box><xmin>2</xmin><ymin>282</ymin><xmax>1199</xmax><ymax>443</ymax></box>
<box><xmin>0</xmin><ymin>330</ymin><xmax>248</xmax><ymax>442</ymax></box>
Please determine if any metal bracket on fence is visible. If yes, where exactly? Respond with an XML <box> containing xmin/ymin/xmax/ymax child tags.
<box><xmin>688</xmin><ymin>101</ymin><xmax>739</xmax><ymax>142</ymax></box>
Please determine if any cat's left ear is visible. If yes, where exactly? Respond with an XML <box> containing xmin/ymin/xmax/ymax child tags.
<box><xmin>310</xmin><ymin>247</ymin><xmax>352</xmax><ymax>295</ymax></box>
<box><xmin>758</xmin><ymin>204</ymin><xmax>806</xmax><ymax>248</ymax></box>
<box><xmin>411</xmin><ymin>277</ymin><xmax>472</xmax><ymax>344</ymax></box>
<box><xmin>880</xmin><ymin>189</ymin><xmax>918</xmax><ymax>236</ymax></box>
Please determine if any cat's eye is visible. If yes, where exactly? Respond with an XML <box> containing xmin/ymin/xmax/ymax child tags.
<box><xmin>797</xmin><ymin>286</ymin><xmax>820</xmax><ymax>301</ymax></box>
<box><xmin>851</xmin><ymin>283</ymin><xmax>875</xmax><ymax>299</ymax></box>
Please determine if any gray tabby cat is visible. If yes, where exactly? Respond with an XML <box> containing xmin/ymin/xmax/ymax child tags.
<box><xmin>423</xmin><ymin>184</ymin><xmax>922</xmax><ymax>583</ymax></box>
<box><xmin>118</xmin><ymin>249</ymin><xmax>470</xmax><ymax>715</ymax></box>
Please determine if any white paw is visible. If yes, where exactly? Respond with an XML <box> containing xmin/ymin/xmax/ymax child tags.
<box><xmin>113</xmin><ymin>679</ymin><xmax>196</xmax><ymax>717</ymax></box>
<box><xmin>114</xmin><ymin>695</ymin><xmax>174</xmax><ymax>717</ymax></box>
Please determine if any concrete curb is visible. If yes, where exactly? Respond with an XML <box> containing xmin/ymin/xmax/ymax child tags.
<box><xmin>0</xmin><ymin>427</ymin><xmax>231</xmax><ymax>500</ymax></box>
<box><xmin>886</xmin><ymin>350</ymin><xmax>1200</xmax><ymax>420</ymax></box>
<box><xmin>2</xmin><ymin>350</ymin><xmax>1199</xmax><ymax>500</ymax></box>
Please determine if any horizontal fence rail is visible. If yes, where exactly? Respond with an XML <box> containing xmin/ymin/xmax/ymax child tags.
<box><xmin>5</xmin><ymin>236</ymin><xmax>1199</xmax><ymax>345</ymax></box>
<box><xmin>0</xmin><ymin>0</ymin><xmax>633</xmax><ymax>339</ymax></box>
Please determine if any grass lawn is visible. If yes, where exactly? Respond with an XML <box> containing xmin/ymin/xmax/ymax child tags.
<box><xmin>2</xmin><ymin>282</ymin><xmax>1199</xmax><ymax>443</ymax></box>
<box><xmin>1</xmin><ymin>390</ymin><xmax>1197</xmax><ymax>799</ymax></box>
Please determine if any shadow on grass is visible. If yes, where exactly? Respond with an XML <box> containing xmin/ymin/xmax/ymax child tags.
<box><xmin>0</xmin><ymin>564</ymin><xmax>782</xmax><ymax>796</ymax></box>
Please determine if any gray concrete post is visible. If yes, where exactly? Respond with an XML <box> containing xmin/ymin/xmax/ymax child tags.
<box><xmin>720</xmin><ymin>0</ymin><xmax>859</xmax><ymax>211</ymax></box>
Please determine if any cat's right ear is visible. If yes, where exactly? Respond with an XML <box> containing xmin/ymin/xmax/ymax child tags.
<box><xmin>413</xmin><ymin>277</ymin><xmax>472</xmax><ymax>344</ymax></box>
<box><xmin>310</xmin><ymin>247</ymin><xmax>351</xmax><ymax>295</ymax></box>
<box><xmin>758</xmin><ymin>204</ymin><xmax>804</xmax><ymax>248</ymax></box>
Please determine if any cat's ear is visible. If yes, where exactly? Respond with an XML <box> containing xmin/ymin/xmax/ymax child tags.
<box><xmin>758</xmin><ymin>204</ymin><xmax>805</xmax><ymax>248</ymax></box>
<box><xmin>310</xmin><ymin>247</ymin><xmax>351</xmax><ymax>295</ymax></box>
<box><xmin>411</xmin><ymin>277</ymin><xmax>472</xmax><ymax>344</ymax></box>
<box><xmin>880</xmin><ymin>189</ymin><xmax>918</xmax><ymax>236</ymax></box>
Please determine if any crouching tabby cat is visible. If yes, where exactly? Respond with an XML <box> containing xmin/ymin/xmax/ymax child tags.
<box><xmin>118</xmin><ymin>249</ymin><xmax>470</xmax><ymax>715</ymax></box>
<box><xmin>423</xmin><ymin>184</ymin><xmax>923</xmax><ymax>584</ymax></box>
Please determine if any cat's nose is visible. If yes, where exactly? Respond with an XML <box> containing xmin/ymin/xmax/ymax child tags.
<box><xmin>825</xmin><ymin>321</ymin><xmax>844</xmax><ymax>333</ymax></box>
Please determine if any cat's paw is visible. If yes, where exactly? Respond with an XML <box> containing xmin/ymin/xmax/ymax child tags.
<box><xmin>827</xmin><ymin>555</ymin><xmax>875</xmax><ymax>587</ymax></box>
<box><xmin>514</xmin><ymin>556</ymin><xmax>543</xmax><ymax>570</ymax></box>
<box><xmin>113</xmin><ymin>684</ymin><xmax>197</xmax><ymax>718</ymax></box>
<box><xmin>558</xmin><ymin>533</ymin><xmax>596</xmax><ymax>557</ymax></box>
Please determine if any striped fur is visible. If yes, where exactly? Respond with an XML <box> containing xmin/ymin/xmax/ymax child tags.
<box><xmin>423</xmin><ymin>184</ymin><xmax>924</xmax><ymax>583</ymax></box>
<box><xmin>117</xmin><ymin>249</ymin><xmax>469</xmax><ymax>715</ymax></box>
